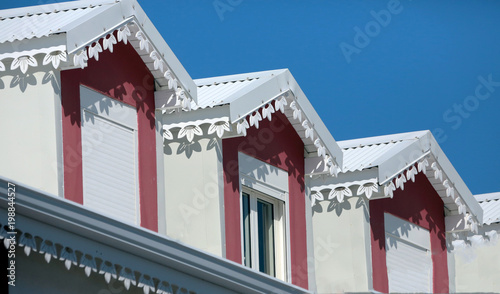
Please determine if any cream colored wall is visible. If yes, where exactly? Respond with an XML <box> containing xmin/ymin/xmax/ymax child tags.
<box><xmin>162</xmin><ymin>128</ymin><xmax>225</xmax><ymax>257</ymax></box>
<box><xmin>0</xmin><ymin>58</ymin><xmax>63</xmax><ymax>196</ymax></box>
<box><xmin>312</xmin><ymin>195</ymin><xmax>372</xmax><ymax>293</ymax></box>
<box><xmin>451</xmin><ymin>224</ymin><xmax>500</xmax><ymax>292</ymax></box>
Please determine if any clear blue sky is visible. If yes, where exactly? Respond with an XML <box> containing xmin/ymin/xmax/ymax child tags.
<box><xmin>2</xmin><ymin>0</ymin><xmax>499</xmax><ymax>195</ymax></box>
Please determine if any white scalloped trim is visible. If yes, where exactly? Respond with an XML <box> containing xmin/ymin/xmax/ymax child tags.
<box><xmin>161</xmin><ymin>92</ymin><xmax>341</xmax><ymax>175</ymax></box>
<box><xmin>162</xmin><ymin>117</ymin><xmax>231</xmax><ymax>142</ymax></box>
<box><xmin>0</xmin><ymin>45</ymin><xmax>67</xmax><ymax>73</ymax></box>
<box><xmin>0</xmin><ymin>225</ymin><xmax>188</xmax><ymax>293</ymax></box>
<box><xmin>311</xmin><ymin>179</ymin><xmax>378</xmax><ymax>206</ymax></box>
<box><xmin>311</xmin><ymin>157</ymin><xmax>481</xmax><ymax>233</ymax></box>
<box><xmin>1</xmin><ymin>21</ymin><xmax>192</xmax><ymax>111</ymax></box>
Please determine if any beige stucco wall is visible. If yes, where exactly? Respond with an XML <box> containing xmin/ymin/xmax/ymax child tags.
<box><xmin>162</xmin><ymin>128</ymin><xmax>225</xmax><ymax>257</ymax></box>
<box><xmin>312</xmin><ymin>195</ymin><xmax>372</xmax><ymax>293</ymax></box>
<box><xmin>451</xmin><ymin>224</ymin><xmax>500</xmax><ymax>293</ymax></box>
<box><xmin>0</xmin><ymin>58</ymin><xmax>63</xmax><ymax>196</ymax></box>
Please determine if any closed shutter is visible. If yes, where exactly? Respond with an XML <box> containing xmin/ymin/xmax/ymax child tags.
<box><xmin>385</xmin><ymin>213</ymin><xmax>432</xmax><ymax>293</ymax></box>
<box><xmin>80</xmin><ymin>86</ymin><xmax>139</xmax><ymax>225</ymax></box>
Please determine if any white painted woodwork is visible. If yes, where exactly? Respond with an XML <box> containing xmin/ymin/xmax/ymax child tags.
<box><xmin>80</xmin><ymin>86</ymin><xmax>139</xmax><ymax>225</ymax></box>
<box><xmin>238</xmin><ymin>153</ymin><xmax>290</xmax><ymax>282</ymax></box>
<box><xmin>384</xmin><ymin>213</ymin><xmax>432</xmax><ymax>293</ymax></box>
<box><xmin>238</xmin><ymin>152</ymin><xmax>288</xmax><ymax>200</ymax></box>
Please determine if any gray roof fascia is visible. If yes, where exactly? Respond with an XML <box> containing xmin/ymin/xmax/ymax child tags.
<box><xmin>376</xmin><ymin>137</ymin><xmax>430</xmax><ymax>184</ymax></box>
<box><xmin>226</xmin><ymin>69</ymin><xmax>287</xmax><ymax>122</ymax></box>
<box><xmin>0</xmin><ymin>176</ymin><xmax>310</xmax><ymax>294</ymax></box>
<box><xmin>426</xmin><ymin>132</ymin><xmax>483</xmax><ymax>223</ymax></box>
<box><xmin>121</xmin><ymin>0</ymin><xmax>197</xmax><ymax>101</ymax></box>
<box><xmin>62</xmin><ymin>3</ymin><xmax>123</xmax><ymax>52</ymax></box>
<box><xmin>284</xmin><ymin>70</ymin><xmax>343</xmax><ymax>167</ymax></box>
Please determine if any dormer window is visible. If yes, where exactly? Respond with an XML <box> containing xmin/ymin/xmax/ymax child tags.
<box><xmin>239</xmin><ymin>153</ymin><xmax>289</xmax><ymax>281</ymax></box>
<box><xmin>242</xmin><ymin>189</ymin><xmax>286</xmax><ymax>277</ymax></box>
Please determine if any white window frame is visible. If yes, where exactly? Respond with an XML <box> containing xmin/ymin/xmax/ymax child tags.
<box><xmin>238</xmin><ymin>152</ymin><xmax>290</xmax><ymax>282</ymax></box>
<box><xmin>242</xmin><ymin>187</ymin><xmax>287</xmax><ymax>279</ymax></box>
<box><xmin>80</xmin><ymin>85</ymin><xmax>140</xmax><ymax>225</ymax></box>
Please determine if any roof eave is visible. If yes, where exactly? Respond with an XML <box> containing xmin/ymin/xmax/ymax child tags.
<box><xmin>226</xmin><ymin>69</ymin><xmax>343</xmax><ymax>167</ymax></box>
<box><xmin>426</xmin><ymin>132</ymin><xmax>483</xmax><ymax>223</ymax></box>
<box><xmin>64</xmin><ymin>0</ymin><xmax>197</xmax><ymax>102</ymax></box>
<box><xmin>0</xmin><ymin>0</ymin><xmax>197</xmax><ymax>103</ymax></box>
<box><xmin>374</xmin><ymin>131</ymin><xmax>482</xmax><ymax>222</ymax></box>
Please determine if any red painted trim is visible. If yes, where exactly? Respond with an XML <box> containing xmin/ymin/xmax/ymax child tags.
<box><xmin>222</xmin><ymin>111</ymin><xmax>308</xmax><ymax>289</ymax></box>
<box><xmin>61</xmin><ymin>37</ymin><xmax>158</xmax><ymax>232</ymax></box>
<box><xmin>370</xmin><ymin>172</ymin><xmax>449</xmax><ymax>293</ymax></box>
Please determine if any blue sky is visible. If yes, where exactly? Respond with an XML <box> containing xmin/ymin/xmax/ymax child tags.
<box><xmin>2</xmin><ymin>0</ymin><xmax>499</xmax><ymax>194</ymax></box>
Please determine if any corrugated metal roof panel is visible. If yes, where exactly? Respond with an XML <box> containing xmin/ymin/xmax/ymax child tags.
<box><xmin>0</xmin><ymin>0</ymin><xmax>198</xmax><ymax>101</ymax></box>
<box><xmin>193</xmin><ymin>70</ymin><xmax>281</xmax><ymax>110</ymax></box>
<box><xmin>476</xmin><ymin>192</ymin><xmax>500</xmax><ymax>225</ymax></box>
<box><xmin>195</xmin><ymin>78</ymin><xmax>260</xmax><ymax>109</ymax></box>
<box><xmin>337</xmin><ymin>131</ymin><xmax>428</xmax><ymax>172</ymax></box>
<box><xmin>0</xmin><ymin>4</ymin><xmax>111</xmax><ymax>43</ymax></box>
<box><xmin>341</xmin><ymin>141</ymin><xmax>403</xmax><ymax>172</ymax></box>
<box><xmin>192</xmin><ymin>69</ymin><xmax>344</xmax><ymax>166</ymax></box>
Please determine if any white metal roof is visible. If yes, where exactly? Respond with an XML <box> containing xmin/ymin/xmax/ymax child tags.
<box><xmin>194</xmin><ymin>70</ymin><xmax>273</xmax><ymax>110</ymax></box>
<box><xmin>338</xmin><ymin>131</ymin><xmax>427</xmax><ymax>172</ymax></box>
<box><xmin>310</xmin><ymin>130</ymin><xmax>483</xmax><ymax>227</ymax></box>
<box><xmin>0</xmin><ymin>0</ymin><xmax>197</xmax><ymax>101</ymax></box>
<box><xmin>188</xmin><ymin>69</ymin><xmax>344</xmax><ymax>165</ymax></box>
<box><xmin>476</xmin><ymin>192</ymin><xmax>500</xmax><ymax>225</ymax></box>
<box><xmin>0</xmin><ymin>1</ymin><xmax>113</xmax><ymax>43</ymax></box>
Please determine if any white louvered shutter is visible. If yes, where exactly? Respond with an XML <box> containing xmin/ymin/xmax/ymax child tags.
<box><xmin>80</xmin><ymin>86</ymin><xmax>139</xmax><ymax>225</ymax></box>
<box><xmin>385</xmin><ymin>213</ymin><xmax>432</xmax><ymax>293</ymax></box>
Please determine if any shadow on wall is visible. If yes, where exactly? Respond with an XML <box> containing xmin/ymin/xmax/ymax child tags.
<box><xmin>312</xmin><ymin>195</ymin><xmax>369</xmax><ymax>222</ymax></box>
<box><xmin>1</xmin><ymin>58</ymin><xmax>61</xmax><ymax>94</ymax></box>
<box><xmin>62</xmin><ymin>34</ymin><xmax>156</xmax><ymax>130</ymax></box>
<box><xmin>163</xmin><ymin>133</ymin><xmax>222</xmax><ymax>159</ymax></box>
<box><xmin>223</xmin><ymin>111</ymin><xmax>306</xmax><ymax>195</ymax></box>
<box><xmin>371</xmin><ymin>173</ymin><xmax>447</xmax><ymax>251</ymax></box>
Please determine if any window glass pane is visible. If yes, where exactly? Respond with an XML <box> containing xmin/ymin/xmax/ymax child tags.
<box><xmin>242</xmin><ymin>193</ymin><xmax>251</xmax><ymax>268</ymax></box>
<box><xmin>257</xmin><ymin>199</ymin><xmax>275</xmax><ymax>276</ymax></box>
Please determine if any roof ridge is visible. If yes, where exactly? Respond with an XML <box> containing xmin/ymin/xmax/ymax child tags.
<box><xmin>341</xmin><ymin>140</ymin><xmax>402</xmax><ymax>150</ymax></box>
<box><xmin>194</xmin><ymin>69</ymin><xmax>287</xmax><ymax>87</ymax></box>
<box><xmin>475</xmin><ymin>192</ymin><xmax>500</xmax><ymax>202</ymax></box>
<box><xmin>337</xmin><ymin>130</ymin><xmax>429</xmax><ymax>149</ymax></box>
<box><xmin>0</xmin><ymin>0</ymin><xmax>117</xmax><ymax>19</ymax></box>
<box><xmin>197</xmin><ymin>76</ymin><xmax>260</xmax><ymax>88</ymax></box>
